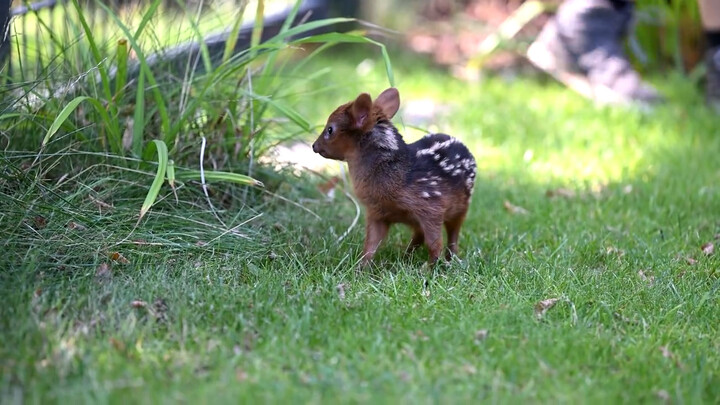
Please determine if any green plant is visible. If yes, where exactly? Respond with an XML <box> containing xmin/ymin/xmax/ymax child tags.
<box><xmin>2</xmin><ymin>0</ymin><xmax>394</xmax><ymax>221</ymax></box>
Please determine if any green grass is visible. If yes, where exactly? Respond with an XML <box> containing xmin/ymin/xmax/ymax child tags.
<box><xmin>2</xmin><ymin>48</ymin><xmax>720</xmax><ymax>403</ymax></box>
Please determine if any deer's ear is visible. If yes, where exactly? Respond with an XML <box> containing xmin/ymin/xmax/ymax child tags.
<box><xmin>351</xmin><ymin>93</ymin><xmax>372</xmax><ymax>129</ymax></box>
<box><xmin>375</xmin><ymin>88</ymin><xmax>400</xmax><ymax>119</ymax></box>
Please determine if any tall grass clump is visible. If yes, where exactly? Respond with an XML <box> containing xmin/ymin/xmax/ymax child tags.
<box><xmin>1</xmin><ymin>0</ymin><xmax>393</xmax><ymax>228</ymax></box>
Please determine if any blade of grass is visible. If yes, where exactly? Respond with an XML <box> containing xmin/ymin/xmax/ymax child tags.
<box><xmin>35</xmin><ymin>96</ymin><xmax>120</xmax><ymax>164</ymax></box>
<box><xmin>96</xmin><ymin>1</ymin><xmax>171</xmax><ymax>148</ymax></box>
<box><xmin>139</xmin><ymin>139</ymin><xmax>169</xmax><ymax>221</ymax></box>
<box><xmin>171</xmin><ymin>0</ymin><xmax>213</xmax><ymax>75</ymax></box>
<box><xmin>132</xmin><ymin>69</ymin><xmax>146</xmax><ymax>157</ymax></box>
<box><xmin>175</xmin><ymin>169</ymin><xmax>263</xmax><ymax>187</ymax></box>
<box><xmin>236</xmin><ymin>88</ymin><xmax>310</xmax><ymax>132</ymax></box>
<box><xmin>40</xmin><ymin>96</ymin><xmax>90</xmax><ymax>148</ymax></box>
<box><xmin>132</xmin><ymin>0</ymin><xmax>163</xmax><ymax>40</ymax></box>
<box><xmin>222</xmin><ymin>1</ymin><xmax>249</xmax><ymax>63</ymax></box>
<box><xmin>249</xmin><ymin>0</ymin><xmax>264</xmax><ymax>59</ymax></box>
<box><xmin>71</xmin><ymin>0</ymin><xmax>112</xmax><ymax>105</ymax></box>
<box><xmin>114</xmin><ymin>39</ymin><xmax>128</xmax><ymax>102</ymax></box>
<box><xmin>291</xmin><ymin>32</ymin><xmax>395</xmax><ymax>86</ymax></box>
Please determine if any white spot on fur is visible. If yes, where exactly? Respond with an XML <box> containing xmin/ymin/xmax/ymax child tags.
<box><xmin>433</xmin><ymin>191</ymin><xmax>442</xmax><ymax>196</ymax></box>
<box><xmin>421</xmin><ymin>191</ymin><xmax>430</xmax><ymax>198</ymax></box>
<box><xmin>452</xmin><ymin>169</ymin><xmax>462</xmax><ymax>176</ymax></box>
<box><xmin>372</xmin><ymin>123</ymin><xmax>399</xmax><ymax>150</ymax></box>
<box><xmin>429</xmin><ymin>181</ymin><xmax>437</xmax><ymax>185</ymax></box>
<box><xmin>416</xmin><ymin>138</ymin><xmax>458</xmax><ymax>157</ymax></box>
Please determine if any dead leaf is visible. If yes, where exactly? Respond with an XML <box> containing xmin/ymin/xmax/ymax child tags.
<box><xmin>462</xmin><ymin>364</ymin><xmax>477</xmax><ymax>374</ymax></box>
<box><xmin>605</xmin><ymin>246</ymin><xmax>625</xmax><ymax>258</ymax></box>
<box><xmin>89</xmin><ymin>195</ymin><xmax>113</xmax><ymax>212</ymax></box>
<box><xmin>153</xmin><ymin>298</ymin><xmax>169</xmax><ymax>323</ymax></box>
<box><xmin>33</xmin><ymin>216</ymin><xmax>47</xmax><ymax>230</ymax></box>
<box><xmin>637</xmin><ymin>270</ymin><xmax>655</xmax><ymax>285</ymax></box>
<box><xmin>413</xmin><ymin>330</ymin><xmax>429</xmax><ymax>341</ymax></box>
<box><xmin>546</xmin><ymin>188</ymin><xmax>576</xmax><ymax>199</ymax></box>
<box><xmin>656</xmin><ymin>389</ymin><xmax>670</xmax><ymax>403</ymax></box>
<box><xmin>130</xmin><ymin>300</ymin><xmax>148</xmax><ymax>308</ymax></box>
<box><xmin>336</xmin><ymin>283</ymin><xmax>346</xmax><ymax>300</ymax></box>
<box><xmin>236</xmin><ymin>369</ymin><xmax>249</xmax><ymax>382</ymax></box>
<box><xmin>67</xmin><ymin>221</ymin><xmax>86</xmax><ymax>231</ymax></box>
<box><xmin>109</xmin><ymin>337</ymin><xmax>126</xmax><ymax>352</ymax></box>
<box><xmin>685</xmin><ymin>257</ymin><xmax>698</xmax><ymax>265</ymax></box>
<box><xmin>122</xmin><ymin>118</ymin><xmax>134</xmax><ymax>151</ymax></box>
<box><xmin>659</xmin><ymin>345</ymin><xmax>685</xmax><ymax>369</ymax></box>
<box><xmin>110</xmin><ymin>252</ymin><xmax>130</xmax><ymax>264</ymax></box>
<box><xmin>503</xmin><ymin>200</ymin><xmax>529</xmax><ymax>215</ymax></box>
<box><xmin>474</xmin><ymin>329</ymin><xmax>489</xmax><ymax>342</ymax></box>
<box><xmin>534</xmin><ymin>298</ymin><xmax>560</xmax><ymax>319</ymax></box>
<box><xmin>95</xmin><ymin>263</ymin><xmax>112</xmax><ymax>282</ymax></box>
<box><xmin>701</xmin><ymin>242</ymin><xmax>714</xmax><ymax>256</ymax></box>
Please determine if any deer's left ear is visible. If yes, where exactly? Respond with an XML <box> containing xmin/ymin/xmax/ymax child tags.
<box><xmin>375</xmin><ymin>88</ymin><xmax>400</xmax><ymax>119</ymax></box>
<box><xmin>351</xmin><ymin>93</ymin><xmax>373</xmax><ymax>130</ymax></box>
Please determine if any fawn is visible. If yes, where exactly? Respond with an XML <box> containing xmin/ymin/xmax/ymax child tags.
<box><xmin>312</xmin><ymin>88</ymin><xmax>476</xmax><ymax>265</ymax></box>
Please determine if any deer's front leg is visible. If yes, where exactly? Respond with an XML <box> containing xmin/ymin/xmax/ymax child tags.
<box><xmin>361</xmin><ymin>218</ymin><xmax>389</xmax><ymax>265</ymax></box>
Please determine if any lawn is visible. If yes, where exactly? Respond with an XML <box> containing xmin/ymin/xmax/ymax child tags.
<box><xmin>2</xmin><ymin>47</ymin><xmax>719</xmax><ymax>403</ymax></box>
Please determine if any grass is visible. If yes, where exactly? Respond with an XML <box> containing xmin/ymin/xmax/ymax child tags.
<box><xmin>2</xmin><ymin>47</ymin><xmax>720</xmax><ymax>403</ymax></box>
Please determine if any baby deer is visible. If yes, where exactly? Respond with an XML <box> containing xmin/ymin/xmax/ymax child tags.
<box><xmin>312</xmin><ymin>88</ymin><xmax>476</xmax><ymax>265</ymax></box>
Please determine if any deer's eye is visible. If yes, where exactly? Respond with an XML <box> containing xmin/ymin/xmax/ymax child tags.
<box><xmin>324</xmin><ymin>125</ymin><xmax>334</xmax><ymax>139</ymax></box>
<box><xmin>327</xmin><ymin>126</ymin><xmax>333</xmax><ymax>135</ymax></box>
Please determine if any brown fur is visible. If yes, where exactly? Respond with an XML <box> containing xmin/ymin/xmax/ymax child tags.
<box><xmin>312</xmin><ymin>88</ymin><xmax>475</xmax><ymax>265</ymax></box>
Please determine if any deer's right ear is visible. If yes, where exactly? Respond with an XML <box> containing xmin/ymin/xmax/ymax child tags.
<box><xmin>350</xmin><ymin>93</ymin><xmax>373</xmax><ymax>131</ymax></box>
<box><xmin>375</xmin><ymin>88</ymin><xmax>400</xmax><ymax>119</ymax></box>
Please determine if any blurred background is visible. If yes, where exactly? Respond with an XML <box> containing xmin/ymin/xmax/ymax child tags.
<box><xmin>1</xmin><ymin>0</ymin><xmax>707</xmax><ymax>84</ymax></box>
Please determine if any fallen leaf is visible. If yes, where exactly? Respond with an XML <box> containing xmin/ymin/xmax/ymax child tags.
<box><xmin>67</xmin><ymin>221</ymin><xmax>86</xmax><ymax>231</ymax></box>
<box><xmin>153</xmin><ymin>297</ymin><xmax>169</xmax><ymax>323</ymax></box>
<box><xmin>503</xmin><ymin>200</ymin><xmax>529</xmax><ymax>215</ymax></box>
<box><xmin>685</xmin><ymin>257</ymin><xmax>698</xmax><ymax>266</ymax></box>
<box><xmin>605</xmin><ymin>246</ymin><xmax>625</xmax><ymax>258</ymax></box>
<box><xmin>33</xmin><ymin>216</ymin><xmax>47</xmax><ymax>230</ymax></box>
<box><xmin>534</xmin><ymin>298</ymin><xmax>560</xmax><ymax>319</ymax></box>
<box><xmin>109</xmin><ymin>337</ymin><xmax>126</xmax><ymax>352</ymax></box>
<box><xmin>89</xmin><ymin>195</ymin><xmax>113</xmax><ymax>212</ymax></box>
<box><xmin>701</xmin><ymin>242</ymin><xmax>714</xmax><ymax>256</ymax></box>
<box><xmin>637</xmin><ymin>270</ymin><xmax>655</xmax><ymax>285</ymax></box>
<box><xmin>546</xmin><ymin>188</ymin><xmax>576</xmax><ymax>199</ymax></box>
<box><xmin>95</xmin><ymin>263</ymin><xmax>112</xmax><ymax>282</ymax></box>
<box><xmin>474</xmin><ymin>329</ymin><xmax>489</xmax><ymax>342</ymax></box>
<box><xmin>656</xmin><ymin>389</ymin><xmax>670</xmax><ymax>403</ymax></box>
<box><xmin>659</xmin><ymin>345</ymin><xmax>685</xmax><ymax>369</ymax></box>
<box><xmin>336</xmin><ymin>283</ymin><xmax>346</xmax><ymax>300</ymax></box>
<box><xmin>462</xmin><ymin>364</ymin><xmax>477</xmax><ymax>374</ymax></box>
<box><xmin>110</xmin><ymin>252</ymin><xmax>130</xmax><ymax>264</ymax></box>
<box><xmin>130</xmin><ymin>300</ymin><xmax>148</xmax><ymax>308</ymax></box>
<box><xmin>122</xmin><ymin>118</ymin><xmax>134</xmax><ymax>151</ymax></box>
<box><xmin>236</xmin><ymin>369</ymin><xmax>249</xmax><ymax>382</ymax></box>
